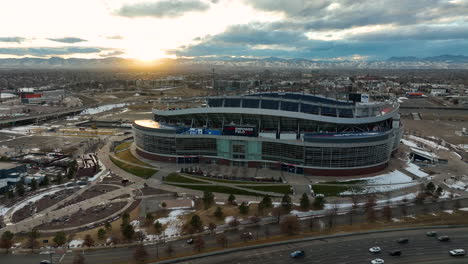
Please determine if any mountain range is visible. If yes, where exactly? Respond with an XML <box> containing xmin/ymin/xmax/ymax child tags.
<box><xmin>0</xmin><ymin>55</ymin><xmax>468</xmax><ymax>69</ymax></box>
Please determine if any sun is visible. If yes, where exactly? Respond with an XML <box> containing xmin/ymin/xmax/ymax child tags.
<box><xmin>125</xmin><ymin>44</ymin><xmax>175</xmax><ymax>62</ymax></box>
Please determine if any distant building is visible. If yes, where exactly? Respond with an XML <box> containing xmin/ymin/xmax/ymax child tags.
<box><xmin>0</xmin><ymin>162</ymin><xmax>27</xmax><ymax>194</ymax></box>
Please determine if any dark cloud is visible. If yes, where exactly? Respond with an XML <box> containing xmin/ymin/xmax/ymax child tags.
<box><xmin>0</xmin><ymin>47</ymin><xmax>102</xmax><ymax>57</ymax></box>
<box><xmin>245</xmin><ymin>0</ymin><xmax>468</xmax><ymax>31</ymax></box>
<box><xmin>0</xmin><ymin>37</ymin><xmax>26</xmax><ymax>43</ymax></box>
<box><xmin>115</xmin><ymin>0</ymin><xmax>210</xmax><ymax>18</ymax></box>
<box><xmin>48</xmin><ymin>37</ymin><xmax>88</xmax><ymax>43</ymax></box>
<box><xmin>169</xmin><ymin>21</ymin><xmax>468</xmax><ymax>59</ymax></box>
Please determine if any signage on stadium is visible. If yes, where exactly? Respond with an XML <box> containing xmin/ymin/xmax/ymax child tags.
<box><xmin>222</xmin><ymin>125</ymin><xmax>258</xmax><ymax>137</ymax></box>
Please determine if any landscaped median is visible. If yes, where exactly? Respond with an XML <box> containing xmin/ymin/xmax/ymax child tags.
<box><xmin>109</xmin><ymin>149</ymin><xmax>157</xmax><ymax>179</ymax></box>
<box><xmin>164</xmin><ymin>173</ymin><xmax>291</xmax><ymax>196</ymax></box>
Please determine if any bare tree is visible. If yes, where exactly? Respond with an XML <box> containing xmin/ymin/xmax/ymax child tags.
<box><xmin>133</xmin><ymin>244</ymin><xmax>148</xmax><ymax>263</ymax></box>
<box><xmin>83</xmin><ymin>235</ymin><xmax>94</xmax><ymax>248</ymax></box>
<box><xmin>165</xmin><ymin>244</ymin><xmax>174</xmax><ymax>256</ymax></box>
<box><xmin>280</xmin><ymin>215</ymin><xmax>300</xmax><ymax>236</ymax></box>
<box><xmin>208</xmin><ymin>222</ymin><xmax>217</xmax><ymax>233</ymax></box>
<box><xmin>249</xmin><ymin>215</ymin><xmax>261</xmax><ymax>239</ymax></box>
<box><xmin>382</xmin><ymin>205</ymin><xmax>392</xmax><ymax>222</ymax></box>
<box><xmin>216</xmin><ymin>234</ymin><xmax>228</xmax><ymax>248</ymax></box>
<box><xmin>73</xmin><ymin>253</ymin><xmax>85</xmax><ymax>264</ymax></box>
<box><xmin>193</xmin><ymin>236</ymin><xmax>205</xmax><ymax>252</ymax></box>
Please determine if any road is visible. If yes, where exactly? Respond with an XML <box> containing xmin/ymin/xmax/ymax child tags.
<box><xmin>4</xmin><ymin>226</ymin><xmax>468</xmax><ymax>264</ymax></box>
<box><xmin>179</xmin><ymin>227</ymin><xmax>468</xmax><ymax>264</ymax></box>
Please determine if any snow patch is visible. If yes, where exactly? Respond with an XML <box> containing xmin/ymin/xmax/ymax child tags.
<box><xmin>405</xmin><ymin>163</ymin><xmax>429</xmax><ymax>178</ymax></box>
<box><xmin>154</xmin><ymin>209</ymin><xmax>193</xmax><ymax>237</ymax></box>
<box><xmin>68</xmin><ymin>240</ymin><xmax>84</xmax><ymax>248</ymax></box>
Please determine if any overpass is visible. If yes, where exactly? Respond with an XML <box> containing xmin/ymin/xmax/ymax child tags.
<box><xmin>0</xmin><ymin>107</ymin><xmax>85</xmax><ymax>128</ymax></box>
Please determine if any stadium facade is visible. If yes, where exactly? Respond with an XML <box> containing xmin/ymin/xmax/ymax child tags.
<box><xmin>133</xmin><ymin>92</ymin><xmax>402</xmax><ymax>176</ymax></box>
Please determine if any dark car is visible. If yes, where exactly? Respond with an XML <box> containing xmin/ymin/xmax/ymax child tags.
<box><xmin>290</xmin><ymin>250</ymin><xmax>305</xmax><ymax>258</ymax></box>
<box><xmin>438</xmin><ymin>236</ymin><xmax>450</xmax><ymax>242</ymax></box>
<box><xmin>397</xmin><ymin>238</ymin><xmax>409</xmax><ymax>244</ymax></box>
<box><xmin>40</xmin><ymin>261</ymin><xmax>51</xmax><ymax>264</ymax></box>
<box><xmin>389</xmin><ymin>250</ymin><xmax>402</xmax><ymax>256</ymax></box>
<box><xmin>426</xmin><ymin>231</ymin><xmax>437</xmax><ymax>237</ymax></box>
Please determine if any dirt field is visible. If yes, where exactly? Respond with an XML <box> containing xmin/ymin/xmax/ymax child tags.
<box><xmin>56</xmin><ymin>185</ymin><xmax>120</xmax><ymax>209</ymax></box>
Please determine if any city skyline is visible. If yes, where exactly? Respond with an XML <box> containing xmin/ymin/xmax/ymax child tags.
<box><xmin>1</xmin><ymin>0</ymin><xmax>468</xmax><ymax>61</ymax></box>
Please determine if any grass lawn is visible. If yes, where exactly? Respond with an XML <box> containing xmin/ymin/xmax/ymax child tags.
<box><xmin>110</xmin><ymin>155</ymin><xmax>157</xmax><ymax>179</ymax></box>
<box><xmin>189</xmin><ymin>175</ymin><xmax>281</xmax><ymax>185</ymax></box>
<box><xmin>115</xmin><ymin>149</ymin><xmax>153</xmax><ymax>167</ymax></box>
<box><xmin>165</xmin><ymin>173</ymin><xmax>206</xmax><ymax>184</ymax></box>
<box><xmin>239</xmin><ymin>185</ymin><xmax>292</xmax><ymax>194</ymax></box>
<box><xmin>167</xmin><ymin>184</ymin><xmax>264</xmax><ymax>197</ymax></box>
<box><xmin>115</xmin><ymin>141</ymin><xmax>132</xmax><ymax>152</ymax></box>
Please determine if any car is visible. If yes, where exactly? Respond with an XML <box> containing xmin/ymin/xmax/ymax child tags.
<box><xmin>186</xmin><ymin>238</ymin><xmax>194</xmax><ymax>244</ymax></box>
<box><xmin>426</xmin><ymin>231</ymin><xmax>437</xmax><ymax>237</ymax></box>
<box><xmin>40</xmin><ymin>261</ymin><xmax>51</xmax><ymax>264</ymax></box>
<box><xmin>241</xmin><ymin>232</ymin><xmax>253</xmax><ymax>239</ymax></box>
<box><xmin>397</xmin><ymin>238</ymin><xmax>409</xmax><ymax>244</ymax></box>
<box><xmin>369</xmin><ymin>246</ymin><xmax>382</xmax><ymax>253</ymax></box>
<box><xmin>449</xmin><ymin>249</ymin><xmax>466</xmax><ymax>256</ymax></box>
<box><xmin>371</xmin><ymin>258</ymin><xmax>385</xmax><ymax>264</ymax></box>
<box><xmin>290</xmin><ymin>250</ymin><xmax>305</xmax><ymax>258</ymax></box>
<box><xmin>389</xmin><ymin>250</ymin><xmax>402</xmax><ymax>256</ymax></box>
<box><xmin>438</xmin><ymin>235</ymin><xmax>450</xmax><ymax>242</ymax></box>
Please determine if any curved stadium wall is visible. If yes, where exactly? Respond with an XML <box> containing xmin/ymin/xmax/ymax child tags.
<box><xmin>133</xmin><ymin>93</ymin><xmax>402</xmax><ymax>176</ymax></box>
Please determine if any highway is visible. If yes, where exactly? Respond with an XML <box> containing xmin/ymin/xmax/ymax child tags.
<box><xmin>184</xmin><ymin>227</ymin><xmax>468</xmax><ymax>264</ymax></box>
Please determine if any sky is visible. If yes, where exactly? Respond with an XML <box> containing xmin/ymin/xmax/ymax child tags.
<box><xmin>0</xmin><ymin>0</ymin><xmax>468</xmax><ymax>61</ymax></box>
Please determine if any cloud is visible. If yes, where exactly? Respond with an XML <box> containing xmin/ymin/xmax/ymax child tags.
<box><xmin>115</xmin><ymin>0</ymin><xmax>210</xmax><ymax>18</ymax></box>
<box><xmin>169</xmin><ymin>21</ymin><xmax>468</xmax><ymax>59</ymax></box>
<box><xmin>106</xmin><ymin>35</ymin><xmax>124</xmax><ymax>40</ymax></box>
<box><xmin>0</xmin><ymin>47</ymin><xmax>102</xmax><ymax>57</ymax></box>
<box><xmin>99</xmin><ymin>50</ymin><xmax>126</xmax><ymax>57</ymax></box>
<box><xmin>0</xmin><ymin>37</ymin><xmax>26</xmax><ymax>43</ymax></box>
<box><xmin>48</xmin><ymin>37</ymin><xmax>88</xmax><ymax>43</ymax></box>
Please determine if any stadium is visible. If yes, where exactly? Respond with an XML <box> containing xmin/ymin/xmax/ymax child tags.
<box><xmin>133</xmin><ymin>92</ymin><xmax>402</xmax><ymax>176</ymax></box>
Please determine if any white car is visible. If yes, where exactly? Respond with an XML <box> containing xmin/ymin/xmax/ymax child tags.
<box><xmin>369</xmin><ymin>246</ymin><xmax>382</xmax><ymax>253</ymax></box>
<box><xmin>449</xmin><ymin>249</ymin><xmax>466</xmax><ymax>256</ymax></box>
<box><xmin>371</xmin><ymin>259</ymin><xmax>385</xmax><ymax>264</ymax></box>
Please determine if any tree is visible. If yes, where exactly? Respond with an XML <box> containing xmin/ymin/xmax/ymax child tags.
<box><xmin>313</xmin><ymin>196</ymin><xmax>326</xmax><ymax>210</ymax></box>
<box><xmin>300</xmin><ymin>193</ymin><xmax>310</xmax><ymax>211</ymax></box>
<box><xmin>121</xmin><ymin>212</ymin><xmax>130</xmax><ymax>226</ymax></box>
<box><xmin>366</xmin><ymin>207</ymin><xmax>376</xmax><ymax>223</ymax></box>
<box><xmin>281</xmin><ymin>194</ymin><xmax>292</xmax><ymax>213</ymax></box>
<box><xmin>27</xmin><ymin>228</ymin><xmax>40</xmax><ymax>251</ymax></box>
<box><xmin>208</xmin><ymin>222</ymin><xmax>217</xmax><ymax>233</ymax></box>
<box><xmin>0</xmin><ymin>231</ymin><xmax>14</xmax><ymax>252</ymax></box>
<box><xmin>161</xmin><ymin>202</ymin><xmax>167</xmax><ymax>209</ymax></box>
<box><xmin>228</xmin><ymin>194</ymin><xmax>236</xmax><ymax>205</ymax></box>
<box><xmin>426</xmin><ymin>182</ymin><xmax>436</xmax><ymax>193</ymax></box>
<box><xmin>365</xmin><ymin>195</ymin><xmax>377</xmax><ymax>209</ymax></box>
<box><xmin>382</xmin><ymin>205</ymin><xmax>392</xmax><ymax>222</ymax></box>
<box><xmin>249</xmin><ymin>215</ymin><xmax>261</xmax><ymax>239</ymax></box>
<box><xmin>154</xmin><ymin>221</ymin><xmax>163</xmax><ymax>235</ymax></box>
<box><xmin>121</xmin><ymin>224</ymin><xmax>135</xmax><ymax>241</ymax></box>
<box><xmin>202</xmin><ymin>191</ymin><xmax>215</xmax><ymax>209</ymax></box>
<box><xmin>73</xmin><ymin>253</ymin><xmax>85</xmax><ymax>264</ymax></box>
<box><xmin>189</xmin><ymin>215</ymin><xmax>203</xmax><ymax>233</ymax></box>
<box><xmin>6</xmin><ymin>190</ymin><xmax>15</xmax><ymax>199</ymax></box>
<box><xmin>53</xmin><ymin>231</ymin><xmax>67</xmax><ymax>247</ymax></box>
<box><xmin>415</xmin><ymin>193</ymin><xmax>426</xmax><ymax>204</ymax></box>
<box><xmin>55</xmin><ymin>174</ymin><xmax>63</xmax><ymax>184</ymax></box>
<box><xmin>133</xmin><ymin>244</ymin><xmax>148</xmax><ymax>263</ymax></box>
<box><xmin>16</xmin><ymin>182</ymin><xmax>25</xmax><ymax>197</ymax></box>
<box><xmin>83</xmin><ymin>234</ymin><xmax>94</xmax><ymax>248</ymax></box>
<box><xmin>239</xmin><ymin>202</ymin><xmax>249</xmax><ymax>215</ymax></box>
<box><xmin>145</xmin><ymin>213</ymin><xmax>154</xmax><ymax>226</ymax></box>
<box><xmin>104</xmin><ymin>222</ymin><xmax>112</xmax><ymax>232</ymax></box>
<box><xmin>214</xmin><ymin>206</ymin><xmax>224</xmax><ymax>219</ymax></box>
<box><xmin>135</xmin><ymin>231</ymin><xmax>146</xmax><ymax>242</ymax></box>
<box><xmin>216</xmin><ymin>234</ymin><xmax>228</xmax><ymax>248</ymax></box>
<box><xmin>31</xmin><ymin>178</ymin><xmax>38</xmax><ymax>191</ymax></box>
<box><xmin>165</xmin><ymin>244</ymin><xmax>174</xmax><ymax>256</ymax></box>
<box><xmin>280</xmin><ymin>215</ymin><xmax>300</xmax><ymax>236</ymax></box>
<box><xmin>42</xmin><ymin>175</ymin><xmax>49</xmax><ymax>186</ymax></box>
<box><xmin>97</xmin><ymin>228</ymin><xmax>107</xmax><ymax>241</ymax></box>
<box><xmin>435</xmin><ymin>186</ymin><xmax>443</xmax><ymax>197</ymax></box>
<box><xmin>193</xmin><ymin>236</ymin><xmax>205</xmax><ymax>252</ymax></box>
<box><xmin>261</xmin><ymin>196</ymin><xmax>273</xmax><ymax>209</ymax></box>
